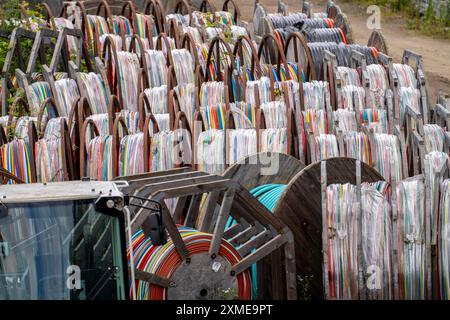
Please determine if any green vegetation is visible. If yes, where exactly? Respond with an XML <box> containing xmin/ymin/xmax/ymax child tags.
<box><xmin>346</xmin><ymin>0</ymin><xmax>450</xmax><ymax>38</ymax></box>
<box><xmin>0</xmin><ymin>1</ymin><xmax>46</xmax><ymax>113</ymax></box>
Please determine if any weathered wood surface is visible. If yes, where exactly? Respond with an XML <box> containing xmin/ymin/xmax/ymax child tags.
<box><xmin>273</xmin><ymin>157</ymin><xmax>383</xmax><ymax>300</ymax></box>
<box><xmin>222</xmin><ymin>152</ymin><xmax>305</xmax><ymax>191</ymax></box>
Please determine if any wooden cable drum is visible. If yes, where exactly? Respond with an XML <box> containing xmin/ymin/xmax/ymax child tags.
<box><xmin>144</xmin><ymin>0</ymin><xmax>167</xmax><ymax>34</ymax></box>
<box><xmin>272</xmin><ymin>157</ymin><xmax>383</xmax><ymax>299</ymax></box>
<box><xmin>333</xmin><ymin>12</ymin><xmax>353</xmax><ymax>45</ymax></box>
<box><xmin>284</xmin><ymin>32</ymin><xmax>317</xmax><ymax>81</ymax></box>
<box><xmin>199</xmin><ymin>0</ymin><xmax>216</xmax><ymax>13</ymax></box>
<box><xmin>257</xmin><ymin>33</ymin><xmax>293</xmax><ymax>82</ymax></box>
<box><xmin>222</xmin><ymin>152</ymin><xmax>305</xmax><ymax>191</ymax></box>
<box><xmin>367</xmin><ymin>30</ymin><xmax>389</xmax><ymax>55</ymax></box>
<box><xmin>233</xmin><ymin>34</ymin><xmax>261</xmax><ymax>82</ymax></box>
<box><xmin>222</xmin><ymin>0</ymin><xmax>240</xmax><ymax>25</ymax></box>
<box><xmin>326</xmin><ymin>2</ymin><xmax>341</xmax><ymax>20</ymax></box>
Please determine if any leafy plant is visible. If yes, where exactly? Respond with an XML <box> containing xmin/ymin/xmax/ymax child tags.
<box><xmin>297</xmin><ymin>274</ymin><xmax>314</xmax><ymax>300</ymax></box>
<box><xmin>0</xmin><ymin>1</ymin><xmax>47</xmax><ymax>107</ymax></box>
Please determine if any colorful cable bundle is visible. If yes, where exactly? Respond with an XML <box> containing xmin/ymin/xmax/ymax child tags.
<box><xmin>144</xmin><ymin>49</ymin><xmax>168</xmax><ymax>88</ymax></box>
<box><xmin>191</xmin><ymin>11</ymin><xmax>213</xmax><ymax>28</ymax></box>
<box><xmin>373</xmin><ymin>133</ymin><xmax>403</xmax><ymax>182</ymax></box>
<box><xmin>35</xmin><ymin>121</ymin><xmax>65</xmax><ymax>183</ymax></box>
<box><xmin>198</xmin><ymin>43</ymin><xmax>209</xmax><ymax>75</ymax></box>
<box><xmin>236</xmin><ymin>39</ymin><xmax>256</xmax><ymax>81</ymax></box>
<box><xmin>130</xmin><ymin>227</ymin><xmax>252</xmax><ymax>300</ymax></box>
<box><xmin>303</xmin><ymin>81</ymin><xmax>330</xmax><ymax>110</ymax></box>
<box><xmin>86</xmin><ymin>15</ymin><xmax>110</xmax><ymax>48</ymax></box>
<box><xmin>230</xmin><ymin>102</ymin><xmax>254</xmax><ymax>129</ymax></box>
<box><xmin>325</xmin><ymin>183</ymin><xmax>359</xmax><ymax>299</ymax></box>
<box><xmin>111</xmin><ymin>15</ymin><xmax>133</xmax><ymax>36</ymax></box>
<box><xmin>438</xmin><ymin>179</ymin><xmax>450</xmax><ymax>299</ymax></box>
<box><xmin>197</xmin><ymin>129</ymin><xmax>226</xmax><ymax>174</ymax></box>
<box><xmin>398</xmin><ymin>87</ymin><xmax>420</xmax><ymax>125</ymax></box>
<box><xmin>361</xmin><ymin>108</ymin><xmax>388</xmax><ymax>133</ymax></box>
<box><xmin>229</xmin><ymin>26</ymin><xmax>248</xmax><ymax>43</ymax></box>
<box><xmin>201</xmin><ymin>104</ymin><xmax>226</xmax><ymax>130</ymax></box>
<box><xmin>228</xmin><ymin>129</ymin><xmax>257</xmax><ymax>165</ymax></box>
<box><xmin>424</xmin><ymin>124</ymin><xmax>445</xmax><ymax>153</ymax></box>
<box><xmin>54</xmin><ymin>78</ymin><xmax>80</xmax><ymax>117</ymax></box>
<box><xmin>86</xmin><ymin>114</ymin><xmax>110</xmax><ymax>139</ymax></box>
<box><xmin>245</xmin><ymin>77</ymin><xmax>271</xmax><ymax>108</ymax></box>
<box><xmin>171</xmin><ymin>49</ymin><xmax>196</xmax><ymax>85</ymax></box>
<box><xmin>99</xmin><ymin>33</ymin><xmax>123</xmax><ymax>53</ymax></box>
<box><xmin>425</xmin><ymin>151</ymin><xmax>449</xmax><ymax>244</ymax></box>
<box><xmin>302</xmin><ymin>109</ymin><xmax>328</xmax><ymax>135</ymax></box>
<box><xmin>200</xmin><ymin>81</ymin><xmax>225</xmax><ymax>108</ymax></box>
<box><xmin>366</xmin><ymin>64</ymin><xmax>389</xmax><ymax>109</ymax></box>
<box><xmin>333</xmin><ymin>109</ymin><xmax>357</xmax><ymax>132</ymax></box>
<box><xmin>119</xmin><ymin>110</ymin><xmax>140</xmax><ymax>135</ymax></box>
<box><xmin>261</xmin><ymin>101</ymin><xmax>287</xmax><ymax>129</ymax></box>
<box><xmin>340</xmin><ymin>85</ymin><xmax>365</xmax><ymax>110</ymax></box>
<box><xmin>136</xmin><ymin>13</ymin><xmax>157</xmax><ymax>38</ymax></box>
<box><xmin>393</xmin><ymin>63</ymin><xmax>417</xmax><ymax>88</ymax></box>
<box><xmin>204</xmin><ymin>27</ymin><xmax>223</xmax><ymax>43</ymax></box>
<box><xmin>150</xmin><ymin>131</ymin><xmax>175</xmax><ymax>172</ymax></box>
<box><xmin>15</xmin><ymin>117</ymin><xmax>38</xmax><ymax>142</ymax></box>
<box><xmin>361</xmin><ymin>182</ymin><xmax>394</xmax><ymax>299</ymax></box>
<box><xmin>215</xmin><ymin>11</ymin><xmax>236</xmax><ymax>26</ymax></box>
<box><xmin>396</xmin><ymin>177</ymin><xmax>427</xmax><ymax>300</ymax></box>
<box><xmin>342</xmin><ymin>131</ymin><xmax>372</xmax><ymax>166</ymax></box>
<box><xmin>304</xmin><ymin>28</ymin><xmax>347</xmax><ymax>44</ymax></box>
<box><xmin>260</xmin><ymin>128</ymin><xmax>287</xmax><ymax>154</ymax></box>
<box><xmin>337</xmin><ymin>66</ymin><xmax>361</xmax><ymax>87</ymax></box>
<box><xmin>86</xmin><ymin>135</ymin><xmax>113</xmax><ymax>181</ymax></box>
<box><xmin>265</xmin><ymin>12</ymin><xmax>308</xmax><ymax>29</ymax></box>
<box><xmin>276</xmin><ymin>63</ymin><xmax>300</xmax><ymax>82</ymax></box>
<box><xmin>144</xmin><ymin>86</ymin><xmax>168</xmax><ymax>114</ymax></box>
<box><xmin>167</xmin><ymin>13</ymin><xmax>190</xmax><ymax>27</ymax></box>
<box><xmin>154</xmin><ymin>114</ymin><xmax>171</xmax><ymax>132</ymax></box>
<box><xmin>0</xmin><ymin>139</ymin><xmax>33</xmax><ymax>183</ymax></box>
<box><xmin>174</xmin><ymin>83</ymin><xmax>196</xmax><ymax>126</ymax></box>
<box><xmin>78</xmin><ymin>72</ymin><xmax>110</xmax><ymax>114</ymax></box>
<box><xmin>118</xmin><ymin>132</ymin><xmax>144</xmax><ymax>176</ymax></box>
<box><xmin>53</xmin><ymin>17</ymin><xmax>78</xmax><ymax>56</ymax></box>
<box><xmin>29</xmin><ymin>81</ymin><xmax>52</xmax><ymax>116</ymax></box>
<box><xmin>182</xmin><ymin>26</ymin><xmax>203</xmax><ymax>45</ymax></box>
<box><xmin>313</xmin><ymin>134</ymin><xmax>339</xmax><ymax>161</ymax></box>
<box><xmin>117</xmin><ymin>51</ymin><xmax>141</xmax><ymax>112</ymax></box>
<box><xmin>278</xmin><ymin>80</ymin><xmax>300</xmax><ymax>111</ymax></box>
<box><xmin>151</xmin><ymin>36</ymin><xmax>176</xmax><ymax>53</ymax></box>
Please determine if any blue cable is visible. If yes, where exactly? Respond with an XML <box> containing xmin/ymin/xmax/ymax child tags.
<box><xmin>225</xmin><ymin>184</ymin><xmax>286</xmax><ymax>298</ymax></box>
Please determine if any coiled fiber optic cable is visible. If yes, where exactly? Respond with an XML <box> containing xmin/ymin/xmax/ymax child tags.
<box><xmin>225</xmin><ymin>184</ymin><xmax>287</xmax><ymax>298</ymax></box>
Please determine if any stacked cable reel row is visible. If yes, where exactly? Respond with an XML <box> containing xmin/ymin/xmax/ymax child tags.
<box><xmin>0</xmin><ymin>0</ymin><xmax>449</xmax><ymax>300</ymax></box>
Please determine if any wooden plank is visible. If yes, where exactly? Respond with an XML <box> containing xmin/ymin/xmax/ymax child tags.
<box><xmin>184</xmin><ymin>194</ymin><xmax>203</xmax><ymax>227</ymax></box>
<box><xmin>231</xmin><ymin>234</ymin><xmax>286</xmax><ymax>275</ymax></box>
<box><xmin>209</xmin><ymin>189</ymin><xmax>235</xmax><ymax>256</ymax></box>
<box><xmin>134</xmin><ymin>269</ymin><xmax>171</xmax><ymax>287</ymax></box>
<box><xmin>321</xmin><ymin>161</ymin><xmax>330</xmax><ymax>299</ymax></box>
<box><xmin>283</xmin><ymin>230</ymin><xmax>298</xmax><ymax>300</ymax></box>
<box><xmin>198</xmin><ymin>191</ymin><xmax>220</xmax><ymax>232</ymax></box>
<box><xmin>236</xmin><ymin>229</ymin><xmax>271</xmax><ymax>256</ymax></box>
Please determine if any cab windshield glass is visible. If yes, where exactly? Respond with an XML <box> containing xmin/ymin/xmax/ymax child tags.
<box><xmin>0</xmin><ymin>199</ymin><xmax>126</xmax><ymax>300</ymax></box>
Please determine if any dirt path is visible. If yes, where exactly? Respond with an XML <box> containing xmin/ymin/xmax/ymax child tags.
<box><xmin>209</xmin><ymin>0</ymin><xmax>450</xmax><ymax>101</ymax></box>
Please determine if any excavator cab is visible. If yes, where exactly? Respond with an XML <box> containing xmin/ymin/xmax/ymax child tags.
<box><xmin>0</xmin><ymin>181</ymin><xmax>130</xmax><ymax>300</ymax></box>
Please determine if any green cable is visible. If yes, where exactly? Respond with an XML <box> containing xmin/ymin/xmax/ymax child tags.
<box><xmin>225</xmin><ymin>183</ymin><xmax>286</xmax><ymax>298</ymax></box>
